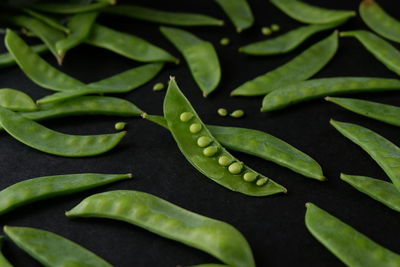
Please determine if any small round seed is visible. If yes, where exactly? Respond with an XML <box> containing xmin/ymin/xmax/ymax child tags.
<box><xmin>218</xmin><ymin>155</ymin><xmax>234</xmax><ymax>166</ymax></box>
<box><xmin>189</xmin><ymin>123</ymin><xmax>202</xmax><ymax>133</ymax></box>
<box><xmin>256</xmin><ymin>177</ymin><xmax>268</xmax><ymax>186</ymax></box>
<box><xmin>217</xmin><ymin>108</ymin><xmax>228</xmax><ymax>117</ymax></box>
<box><xmin>228</xmin><ymin>162</ymin><xmax>243</xmax><ymax>174</ymax></box>
<box><xmin>153</xmin><ymin>82</ymin><xmax>165</xmax><ymax>91</ymax></box>
<box><xmin>197</xmin><ymin>136</ymin><xmax>212</xmax><ymax>147</ymax></box>
<box><xmin>230</xmin><ymin>109</ymin><xmax>245</xmax><ymax>118</ymax></box>
<box><xmin>243</xmin><ymin>172</ymin><xmax>258</xmax><ymax>182</ymax></box>
<box><xmin>220</xmin><ymin>37</ymin><xmax>230</xmax><ymax>46</ymax></box>
<box><xmin>271</xmin><ymin>24</ymin><xmax>280</xmax><ymax>32</ymax></box>
<box><xmin>203</xmin><ymin>146</ymin><xmax>218</xmax><ymax>157</ymax></box>
<box><xmin>261</xmin><ymin>27</ymin><xmax>272</xmax><ymax>35</ymax></box>
<box><xmin>180</xmin><ymin>112</ymin><xmax>193</xmax><ymax>122</ymax></box>
<box><xmin>115</xmin><ymin>122</ymin><xmax>127</xmax><ymax>131</ymax></box>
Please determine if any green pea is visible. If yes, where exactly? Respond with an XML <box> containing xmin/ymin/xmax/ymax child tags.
<box><xmin>230</xmin><ymin>109</ymin><xmax>245</xmax><ymax>118</ymax></box>
<box><xmin>153</xmin><ymin>82</ymin><xmax>165</xmax><ymax>91</ymax></box>
<box><xmin>115</xmin><ymin>122</ymin><xmax>127</xmax><ymax>131</ymax></box>
<box><xmin>220</xmin><ymin>38</ymin><xmax>230</xmax><ymax>46</ymax></box>
<box><xmin>197</xmin><ymin>136</ymin><xmax>212</xmax><ymax>147</ymax></box>
<box><xmin>228</xmin><ymin>162</ymin><xmax>243</xmax><ymax>174</ymax></box>
<box><xmin>189</xmin><ymin>123</ymin><xmax>202</xmax><ymax>133</ymax></box>
<box><xmin>217</xmin><ymin>108</ymin><xmax>228</xmax><ymax>116</ymax></box>
<box><xmin>271</xmin><ymin>24</ymin><xmax>280</xmax><ymax>32</ymax></box>
<box><xmin>203</xmin><ymin>146</ymin><xmax>219</xmax><ymax>157</ymax></box>
<box><xmin>243</xmin><ymin>172</ymin><xmax>258</xmax><ymax>182</ymax></box>
<box><xmin>256</xmin><ymin>177</ymin><xmax>268</xmax><ymax>186</ymax></box>
<box><xmin>261</xmin><ymin>27</ymin><xmax>272</xmax><ymax>36</ymax></box>
<box><xmin>180</xmin><ymin>112</ymin><xmax>193</xmax><ymax>122</ymax></box>
<box><xmin>218</xmin><ymin>155</ymin><xmax>234</xmax><ymax>166</ymax></box>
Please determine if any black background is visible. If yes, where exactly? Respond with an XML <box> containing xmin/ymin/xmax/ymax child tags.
<box><xmin>1</xmin><ymin>0</ymin><xmax>400</xmax><ymax>266</ymax></box>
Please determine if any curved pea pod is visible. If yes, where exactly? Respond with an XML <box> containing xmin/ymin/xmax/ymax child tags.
<box><xmin>4</xmin><ymin>226</ymin><xmax>112</xmax><ymax>267</ymax></box>
<box><xmin>341</xmin><ymin>30</ymin><xmax>400</xmax><ymax>76</ymax></box>
<box><xmin>261</xmin><ymin>77</ymin><xmax>400</xmax><ymax>112</ymax></box>
<box><xmin>214</xmin><ymin>0</ymin><xmax>254</xmax><ymax>32</ymax></box>
<box><xmin>0</xmin><ymin>44</ymin><xmax>47</xmax><ymax>69</ymax></box>
<box><xmin>160</xmin><ymin>27</ymin><xmax>221</xmax><ymax>97</ymax></box>
<box><xmin>360</xmin><ymin>0</ymin><xmax>400</xmax><ymax>43</ymax></box>
<box><xmin>239</xmin><ymin>21</ymin><xmax>344</xmax><ymax>56</ymax></box>
<box><xmin>326</xmin><ymin>97</ymin><xmax>400</xmax><ymax>127</ymax></box>
<box><xmin>21</xmin><ymin>8</ymin><xmax>70</xmax><ymax>34</ymax></box>
<box><xmin>30</xmin><ymin>0</ymin><xmax>115</xmax><ymax>14</ymax></box>
<box><xmin>341</xmin><ymin>174</ymin><xmax>400</xmax><ymax>213</ymax></box>
<box><xmin>0</xmin><ymin>173</ymin><xmax>132</xmax><ymax>215</ymax></box>
<box><xmin>0</xmin><ymin>107</ymin><xmax>126</xmax><ymax>157</ymax></box>
<box><xmin>86</xmin><ymin>24</ymin><xmax>178</xmax><ymax>63</ymax></box>
<box><xmin>330</xmin><ymin>120</ymin><xmax>400</xmax><ymax>192</ymax></box>
<box><xmin>37</xmin><ymin>63</ymin><xmax>164</xmax><ymax>104</ymax></box>
<box><xmin>104</xmin><ymin>4</ymin><xmax>224</xmax><ymax>27</ymax></box>
<box><xmin>66</xmin><ymin>190</ymin><xmax>255</xmax><ymax>267</ymax></box>
<box><xmin>270</xmin><ymin>0</ymin><xmax>355</xmax><ymax>24</ymax></box>
<box><xmin>164</xmin><ymin>78</ymin><xmax>286</xmax><ymax>196</ymax></box>
<box><xmin>0</xmin><ymin>89</ymin><xmax>37</xmax><ymax>112</ymax></box>
<box><xmin>232</xmin><ymin>31</ymin><xmax>338</xmax><ymax>96</ymax></box>
<box><xmin>305</xmin><ymin>203</ymin><xmax>400</xmax><ymax>267</ymax></box>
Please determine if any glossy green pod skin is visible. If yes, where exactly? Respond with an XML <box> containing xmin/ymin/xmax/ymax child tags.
<box><xmin>86</xmin><ymin>24</ymin><xmax>178</xmax><ymax>63</ymax></box>
<box><xmin>0</xmin><ymin>236</ymin><xmax>13</xmax><ymax>267</ymax></box>
<box><xmin>0</xmin><ymin>44</ymin><xmax>47</xmax><ymax>69</ymax></box>
<box><xmin>341</xmin><ymin>174</ymin><xmax>400</xmax><ymax>213</ymax></box>
<box><xmin>4</xmin><ymin>226</ymin><xmax>112</xmax><ymax>267</ymax></box>
<box><xmin>0</xmin><ymin>89</ymin><xmax>37</xmax><ymax>111</ymax></box>
<box><xmin>31</xmin><ymin>0</ymin><xmax>114</xmax><ymax>14</ymax></box>
<box><xmin>21</xmin><ymin>8</ymin><xmax>70</xmax><ymax>34</ymax></box>
<box><xmin>239</xmin><ymin>21</ymin><xmax>344</xmax><ymax>56</ymax></box>
<box><xmin>160</xmin><ymin>27</ymin><xmax>221</xmax><ymax>97</ymax></box>
<box><xmin>270</xmin><ymin>0</ymin><xmax>355</xmax><ymax>24</ymax></box>
<box><xmin>360</xmin><ymin>0</ymin><xmax>400</xmax><ymax>43</ymax></box>
<box><xmin>341</xmin><ymin>30</ymin><xmax>400</xmax><ymax>76</ymax></box>
<box><xmin>326</xmin><ymin>97</ymin><xmax>400</xmax><ymax>127</ymax></box>
<box><xmin>0</xmin><ymin>107</ymin><xmax>126</xmax><ymax>157</ymax></box>
<box><xmin>37</xmin><ymin>63</ymin><xmax>164</xmax><ymax>104</ymax></box>
<box><xmin>105</xmin><ymin>4</ymin><xmax>224</xmax><ymax>27</ymax></box>
<box><xmin>305</xmin><ymin>203</ymin><xmax>400</xmax><ymax>267</ymax></box>
<box><xmin>261</xmin><ymin>77</ymin><xmax>400</xmax><ymax>112</ymax></box>
<box><xmin>330</xmin><ymin>120</ymin><xmax>400</xmax><ymax>192</ymax></box>
<box><xmin>163</xmin><ymin>78</ymin><xmax>286</xmax><ymax>196</ymax></box>
<box><xmin>66</xmin><ymin>190</ymin><xmax>255</xmax><ymax>267</ymax></box>
<box><xmin>0</xmin><ymin>173</ymin><xmax>132</xmax><ymax>215</ymax></box>
<box><xmin>214</xmin><ymin>0</ymin><xmax>254</xmax><ymax>32</ymax></box>
<box><xmin>232</xmin><ymin>31</ymin><xmax>338</xmax><ymax>96</ymax></box>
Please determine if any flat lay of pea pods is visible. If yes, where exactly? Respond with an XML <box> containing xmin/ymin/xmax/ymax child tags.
<box><xmin>1</xmin><ymin>0</ymin><xmax>400</xmax><ymax>266</ymax></box>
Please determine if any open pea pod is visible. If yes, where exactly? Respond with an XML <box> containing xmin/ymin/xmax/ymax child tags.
<box><xmin>0</xmin><ymin>89</ymin><xmax>37</xmax><ymax>112</ymax></box>
<box><xmin>0</xmin><ymin>236</ymin><xmax>13</xmax><ymax>267</ymax></box>
<box><xmin>66</xmin><ymin>190</ymin><xmax>255</xmax><ymax>267</ymax></box>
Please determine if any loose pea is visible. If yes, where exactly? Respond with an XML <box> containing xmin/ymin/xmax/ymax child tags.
<box><xmin>203</xmin><ymin>146</ymin><xmax>218</xmax><ymax>157</ymax></box>
<box><xmin>153</xmin><ymin>82</ymin><xmax>165</xmax><ymax>91</ymax></box>
<box><xmin>189</xmin><ymin>123</ymin><xmax>202</xmax><ymax>133</ymax></box>
<box><xmin>261</xmin><ymin>27</ymin><xmax>272</xmax><ymax>36</ymax></box>
<box><xmin>197</xmin><ymin>136</ymin><xmax>212</xmax><ymax>147</ymax></box>
<box><xmin>256</xmin><ymin>177</ymin><xmax>268</xmax><ymax>186</ymax></box>
<box><xmin>180</xmin><ymin>112</ymin><xmax>193</xmax><ymax>122</ymax></box>
<box><xmin>243</xmin><ymin>172</ymin><xmax>258</xmax><ymax>182</ymax></box>
<box><xmin>228</xmin><ymin>162</ymin><xmax>243</xmax><ymax>174</ymax></box>
<box><xmin>217</xmin><ymin>108</ymin><xmax>228</xmax><ymax>116</ymax></box>
<box><xmin>220</xmin><ymin>37</ymin><xmax>230</xmax><ymax>46</ymax></box>
<box><xmin>271</xmin><ymin>24</ymin><xmax>280</xmax><ymax>32</ymax></box>
<box><xmin>230</xmin><ymin>109</ymin><xmax>245</xmax><ymax>118</ymax></box>
<box><xmin>218</xmin><ymin>155</ymin><xmax>234</xmax><ymax>166</ymax></box>
<box><xmin>114</xmin><ymin>122</ymin><xmax>126</xmax><ymax>131</ymax></box>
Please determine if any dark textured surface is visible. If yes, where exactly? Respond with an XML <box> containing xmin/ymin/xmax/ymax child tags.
<box><xmin>0</xmin><ymin>0</ymin><xmax>400</xmax><ymax>266</ymax></box>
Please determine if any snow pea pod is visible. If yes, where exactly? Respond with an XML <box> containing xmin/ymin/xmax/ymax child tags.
<box><xmin>66</xmin><ymin>190</ymin><xmax>255</xmax><ymax>267</ymax></box>
<box><xmin>340</xmin><ymin>174</ymin><xmax>400</xmax><ymax>213</ymax></box>
<box><xmin>0</xmin><ymin>44</ymin><xmax>47</xmax><ymax>69</ymax></box>
<box><xmin>305</xmin><ymin>203</ymin><xmax>400</xmax><ymax>267</ymax></box>
<box><xmin>270</xmin><ymin>0</ymin><xmax>355</xmax><ymax>24</ymax></box>
<box><xmin>31</xmin><ymin>0</ymin><xmax>114</xmax><ymax>14</ymax></box>
<box><xmin>232</xmin><ymin>31</ymin><xmax>338</xmax><ymax>96</ymax></box>
<box><xmin>330</xmin><ymin>120</ymin><xmax>400</xmax><ymax>192</ymax></box>
<box><xmin>0</xmin><ymin>237</ymin><xmax>12</xmax><ymax>267</ymax></box>
<box><xmin>4</xmin><ymin>226</ymin><xmax>112</xmax><ymax>267</ymax></box>
<box><xmin>239</xmin><ymin>21</ymin><xmax>344</xmax><ymax>56</ymax></box>
<box><xmin>0</xmin><ymin>89</ymin><xmax>37</xmax><ymax>111</ymax></box>
<box><xmin>261</xmin><ymin>77</ymin><xmax>400</xmax><ymax>112</ymax></box>
<box><xmin>214</xmin><ymin>0</ymin><xmax>254</xmax><ymax>32</ymax></box>
<box><xmin>21</xmin><ymin>8</ymin><xmax>70</xmax><ymax>34</ymax></box>
<box><xmin>105</xmin><ymin>4</ymin><xmax>224</xmax><ymax>27</ymax></box>
<box><xmin>86</xmin><ymin>24</ymin><xmax>178</xmax><ymax>63</ymax></box>
<box><xmin>360</xmin><ymin>0</ymin><xmax>400</xmax><ymax>43</ymax></box>
<box><xmin>341</xmin><ymin>30</ymin><xmax>400</xmax><ymax>76</ymax></box>
<box><xmin>163</xmin><ymin>78</ymin><xmax>286</xmax><ymax>196</ymax></box>
<box><xmin>0</xmin><ymin>107</ymin><xmax>126</xmax><ymax>157</ymax></box>
<box><xmin>0</xmin><ymin>173</ymin><xmax>131</xmax><ymax>215</ymax></box>
<box><xmin>160</xmin><ymin>27</ymin><xmax>221</xmax><ymax>97</ymax></box>
<box><xmin>326</xmin><ymin>97</ymin><xmax>400</xmax><ymax>127</ymax></box>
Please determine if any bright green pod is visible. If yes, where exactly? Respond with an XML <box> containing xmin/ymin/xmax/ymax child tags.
<box><xmin>160</xmin><ymin>27</ymin><xmax>221</xmax><ymax>97</ymax></box>
<box><xmin>330</xmin><ymin>120</ymin><xmax>400</xmax><ymax>192</ymax></box>
<box><xmin>0</xmin><ymin>89</ymin><xmax>37</xmax><ymax>112</ymax></box>
<box><xmin>104</xmin><ymin>4</ymin><xmax>224</xmax><ymax>27</ymax></box>
<box><xmin>270</xmin><ymin>0</ymin><xmax>355</xmax><ymax>24</ymax></box>
<box><xmin>0</xmin><ymin>236</ymin><xmax>13</xmax><ymax>267</ymax></box>
<box><xmin>4</xmin><ymin>226</ymin><xmax>112</xmax><ymax>267</ymax></box>
<box><xmin>214</xmin><ymin>0</ymin><xmax>254</xmax><ymax>32</ymax></box>
<box><xmin>0</xmin><ymin>173</ymin><xmax>132</xmax><ymax>215</ymax></box>
<box><xmin>0</xmin><ymin>107</ymin><xmax>126</xmax><ymax>157</ymax></box>
<box><xmin>261</xmin><ymin>77</ymin><xmax>400</xmax><ymax>112</ymax></box>
<box><xmin>360</xmin><ymin>0</ymin><xmax>400</xmax><ymax>43</ymax></box>
<box><xmin>163</xmin><ymin>78</ymin><xmax>286</xmax><ymax>196</ymax></box>
<box><xmin>326</xmin><ymin>97</ymin><xmax>400</xmax><ymax>127</ymax></box>
<box><xmin>232</xmin><ymin>31</ymin><xmax>338</xmax><ymax>96</ymax></box>
<box><xmin>0</xmin><ymin>44</ymin><xmax>47</xmax><ymax>69</ymax></box>
<box><xmin>66</xmin><ymin>190</ymin><xmax>255</xmax><ymax>267</ymax></box>
<box><xmin>21</xmin><ymin>8</ymin><xmax>70</xmax><ymax>34</ymax></box>
<box><xmin>341</xmin><ymin>30</ymin><xmax>400</xmax><ymax>76</ymax></box>
<box><xmin>30</xmin><ymin>0</ymin><xmax>114</xmax><ymax>14</ymax></box>
<box><xmin>340</xmin><ymin>174</ymin><xmax>400</xmax><ymax>213</ymax></box>
<box><xmin>86</xmin><ymin>24</ymin><xmax>178</xmax><ymax>63</ymax></box>
<box><xmin>305</xmin><ymin>203</ymin><xmax>400</xmax><ymax>267</ymax></box>
<box><xmin>239</xmin><ymin>21</ymin><xmax>344</xmax><ymax>55</ymax></box>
